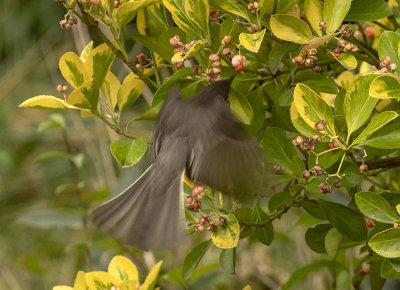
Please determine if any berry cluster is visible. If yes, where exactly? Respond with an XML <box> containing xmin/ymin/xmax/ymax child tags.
<box><xmin>206</xmin><ymin>54</ymin><xmax>222</xmax><ymax>82</ymax></box>
<box><xmin>339</xmin><ymin>24</ymin><xmax>353</xmax><ymax>38</ymax></box>
<box><xmin>209</xmin><ymin>10</ymin><xmax>221</xmax><ymax>25</ymax></box>
<box><xmin>292</xmin><ymin>49</ymin><xmax>321</xmax><ymax>72</ymax></box>
<box><xmin>195</xmin><ymin>214</ymin><xmax>226</xmax><ymax>233</ymax></box>
<box><xmin>335</xmin><ymin>39</ymin><xmax>358</xmax><ymax>56</ymax></box>
<box><xmin>379</xmin><ymin>56</ymin><xmax>397</xmax><ymax>73</ymax></box>
<box><xmin>169</xmin><ymin>35</ymin><xmax>197</xmax><ymax>69</ymax></box>
<box><xmin>60</xmin><ymin>14</ymin><xmax>78</xmax><ymax>30</ymax></box>
<box><xmin>247</xmin><ymin>2</ymin><xmax>260</xmax><ymax>13</ymax></box>
<box><xmin>185</xmin><ymin>185</ymin><xmax>206</xmax><ymax>210</ymax></box>
<box><xmin>135</xmin><ymin>53</ymin><xmax>148</xmax><ymax>71</ymax></box>
<box><xmin>319</xmin><ymin>21</ymin><xmax>327</xmax><ymax>31</ymax></box>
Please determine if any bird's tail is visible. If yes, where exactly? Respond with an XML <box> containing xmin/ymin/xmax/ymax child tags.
<box><xmin>92</xmin><ymin>138</ymin><xmax>188</xmax><ymax>250</ymax></box>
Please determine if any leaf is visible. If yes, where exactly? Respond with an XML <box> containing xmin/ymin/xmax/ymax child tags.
<box><xmin>353</xmin><ymin>111</ymin><xmax>398</xmax><ymax>145</ymax></box>
<box><xmin>239</xmin><ymin>29</ymin><xmax>266</xmax><ymax>53</ymax></box>
<box><xmin>182</xmin><ymin>240</ymin><xmax>212</xmax><ymax>280</ymax></box>
<box><xmin>330</xmin><ymin>52</ymin><xmax>357</xmax><ymax>70</ymax></box>
<box><xmin>355</xmin><ymin>192</ymin><xmax>399</xmax><ymax>224</ymax></box>
<box><xmin>85</xmin><ymin>43</ymin><xmax>115</xmax><ymax>89</ymax></box>
<box><xmin>59</xmin><ymin>52</ymin><xmax>86</xmax><ymax>89</ymax></box>
<box><xmin>67</xmin><ymin>80</ymin><xmax>99</xmax><ymax>109</ymax></box>
<box><xmin>323</xmin><ymin>0</ymin><xmax>352</xmax><ymax>33</ymax></box>
<box><xmin>302</xmin><ymin>200</ymin><xmax>327</xmax><ymax>220</ymax></box>
<box><xmin>212</xmin><ymin>214</ymin><xmax>240</xmax><ymax>249</ymax></box>
<box><xmin>172</xmin><ymin>40</ymin><xmax>205</xmax><ymax>62</ymax></box>
<box><xmin>293</xmin><ymin>83</ymin><xmax>336</xmax><ymax>136</ymax></box>
<box><xmin>80</xmin><ymin>41</ymin><xmax>93</xmax><ymax>62</ymax></box>
<box><xmin>269</xmin><ymin>42</ymin><xmax>299</xmax><ymax>74</ymax></box>
<box><xmin>290</xmin><ymin>102</ymin><xmax>319</xmax><ymax>137</ymax></box>
<box><xmin>34</xmin><ymin>151</ymin><xmax>69</xmax><ymax>163</ymax></box>
<box><xmin>277</xmin><ymin>0</ymin><xmax>301</xmax><ymax>14</ymax></box>
<box><xmin>189</xmin><ymin>263</ymin><xmax>219</xmax><ymax>285</ymax></box>
<box><xmin>259</xmin><ymin>0</ymin><xmax>274</xmax><ymax>17</ymax></box>
<box><xmin>282</xmin><ymin>260</ymin><xmax>347</xmax><ymax>290</ymax></box>
<box><xmin>216</xmin><ymin>0</ymin><xmax>256</xmax><ymax>22</ymax></box>
<box><xmin>270</xmin><ymin>14</ymin><xmax>313</xmax><ymax>44</ymax></box>
<box><xmin>184</xmin><ymin>0</ymin><xmax>209</xmax><ymax>40</ymax></box>
<box><xmin>262</xmin><ymin>127</ymin><xmax>305</xmax><ymax>176</ymax></box>
<box><xmin>73</xmin><ymin>271</ymin><xmax>87</xmax><ymax>289</ymax></box>
<box><xmin>378</xmin><ymin>31</ymin><xmax>400</xmax><ymax>74</ymax></box>
<box><xmin>268</xmin><ymin>191</ymin><xmax>294</xmax><ymax>212</ymax></box>
<box><xmin>17</xmin><ymin>209</ymin><xmax>82</xmax><ymax>230</ymax></box>
<box><xmin>365</xmin><ymin>117</ymin><xmax>400</xmax><ymax>149</ymax></box>
<box><xmin>305</xmin><ymin>224</ymin><xmax>332</xmax><ymax>253</ymax></box>
<box><xmin>303</xmin><ymin>34</ymin><xmax>337</xmax><ymax>51</ymax></box>
<box><xmin>140</xmin><ymin>260</ymin><xmax>163</xmax><ymax>290</ymax></box>
<box><xmin>251</xmin><ymin>204</ymin><xmax>274</xmax><ymax>246</ymax></box>
<box><xmin>369</xmin><ymin>74</ymin><xmax>400</xmax><ymax>100</ymax></box>
<box><xmin>369</xmin><ymin>228</ymin><xmax>400</xmax><ymax>258</ymax></box>
<box><xmin>343</xmin><ymin>74</ymin><xmax>379</xmax><ymax>137</ymax></box>
<box><xmin>319</xmin><ymin>199</ymin><xmax>367</xmax><ymax>241</ymax></box>
<box><xmin>118</xmin><ymin>73</ymin><xmax>145</xmax><ymax>112</ymax></box>
<box><xmin>108</xmin><ymin>256</ymin><xmax>139</xmax><ymax>282</ymax></box>
<box><xmin>110</xmin><ymin>137</ymin><xmax>148</xmax><ymax>168</ymax></box>
<box><xmin>85</xmin><ymin>272</ymin><xmax>120</xmax><ymax>290</ymax></box>
<box><xmin>229</xmin><ymin>89</ymin><xmax>253</xmax><ymax>125</ymax></box>
<box><xmin>219</xmin><ymin>248</ymin><xmax>236</xmax><ymax>274</ymax></box>
<box><xmin>325</xmin><ymin>228</ymin><xmax>343</xmax><ymax>259</ymax></box>
<box><xmin>117</xmin><ymin>0</ymin><xmax>158</xmax><ymax>26</ymax></box>
<box><xmin>345</xmin><ymin>0</ymin><xmax>393</xmax><ymax>21</ymax></box>
<box><xmin>102</xmin><ymin>71</ymin><xmax>121</xmax><ymax>112</ymax></box>
<box><xmin>304</xmin><ymin>0</ymin><xmax>323</xmax><ymax>36</ymax></box>
<box><xmin>152</xmin><ymin>67</ymin><xmax>193</xmax><ymax>109</ymax></box>
<box><xmin>19</xmin><ymin>95</ymin><xmax>76</xmax><ymax>109</ymax></box>
<box><xmin>381</xmin><ymin>258</ymin><xmax>400</xmax><ymax>278</ymax></box>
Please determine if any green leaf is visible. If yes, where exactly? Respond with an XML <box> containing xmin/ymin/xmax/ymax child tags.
<box><xmin>110</xmin><ymin>137</ymin><xmax>148</xmax><ymax>168</ymax></box>
<box><xmin>330</xmin><ymin>52</ymin><xmax>357</xmax><ymax>70</ymax></box>
<box><xmin>305</xmin><ymin>224</ymin><xmax>332</xmax><ymax>253</ymax></box>
<box><xmin>378</xmin><ymin>31</ymin><xmax>400</xmax><ymax>74</ymax></box>
<box><xmin>304</xmin><ymin>0</ymin><xmax>323</xmax><ymax>36</ymax></box>
<box><xmin>19</xmin><ymin>95</ymin><xmax>77</xmax><ymax>109</ymax></box>
<box><xmin>117</xmin><ymin>73</ymin><xmax>145</xmax><ymax>112</ymax></box>
<box><xmin>353</xmin><ymin>111</ymin><xmax>398</xmax><ymax>145</ymax></box>
<box><xmin>290</xmin><ymin>102</ymin><xmax>319</xmax><ymax>137</ymax></box>
<box><xmin>262</xmin><ymin>127</ymin><xmax>305</xmax><ymax>176</ymax></box>
<box><xmin>369</xmin><ymin>228</ymin><xmax>400</xmax><ymax>258</ymax></box>
<box><xmin>319</xmin><ymin>199</ymin><xmax>367</xmax><ymax>241</ymax></box>
<box><xmin>268</xmin><ymin>191</ymin><xmax>294</xmax><ymax>212</ymax></box>
<box><xmin>182</xmin><ymin>239</ymin><xmax>212</xmax><ymax>280</ymax></box>
<box><xmin>38</xmin><ymin>113</ymin><xmax>66</xmax><ymax>132</ymax></box>
<box><xmin>34</xmin><ymin>151</ymin><xmax>69</xmax><ymax>163</ymax></box>
<box><xmin>59</xmin><ymin>52</ymin><xmax>86</xmax><ymax>89</ymax></box>
<box><xmin>325</xmin><ymin>228</ymin><xmax>343</xmax><ymax>259</ymax></box>
<box><xmin>229</xmin><ymin>89</ymin><xmax>253</xmax><ymax>125</ymax></box>
<box><xmin>302</xmin><ymin>200</ymin><xmax>327</xmax><ymax>220</ymax></box>
<box><xmin>116</xmin><ymin>0</ymin><xmax>158</xmax><ymax>26</ymax></box>
<box><xmin>67</xmin><ymin>80</ymin><xmax>99</xmax><ymax>109</ymax></box>
<box><xmin>365</xmin><ymin>117</ymin><xmax>400</xmax><ymax>149</ymax></box>
<box><xmin>355</xmin><ymin>192</ymin><xmax>399</xmax><ymax>224</ymax></box>
<box><xmin>251</xmin><ymin>204</ymin><xmax>274</xmax><ymax>246</ymax></box>
<box><xmin>189</xmin><ymin>263</ymin><xmax>219</xmax><ymax>285</ymax></box>
<box><xmin>270</xmin><ymin>14</ymin><xmax>313</xmax><ymax>44</ymax></box>
<box><xmin>282</xmin><ymin>260</ymin><xmax>347</xmax><ymax>290</ymax></box>
<box><xmin>259</xmin><ymin>0</ymin><xmax>274</xmax><ymax>17</ymax></box>
<box><xmin>84</xmin><ymin>43</ymin><xmax>115</xmax><ymax>89</ymax></box>
<box><xmin>152</xmin><ymin>67</ymin><xmax>193</xmax><ymax>109</ymax></box>
<box><xmin>219</xmin><ymin>248</ymin><xmax>236</xmax><ymax>274</ymax></box>
<box><xmin>212</xmin><ymin>214</ymin><xmax>240</xmax><ymax>249</ymax></box>
<box><xmin>239</xmin><ymin>29</ymin><xmax>266</xmax><ymax>53</ymax></box>
<box><xmin>269</xmin><ymin>42</ymin><xmax>299</xmax><ymax>74</ymax></box>
<box><xmin>323</xmin><ymin>0</ymin><xmax>352</xmax><ymax>33</ymax></box>
<box><xmin>216</xmin><ymin>0</ymin><xmax>256</xmax><ymax>22</ymax></box>
<box><xmin>343</xmin><ymin>74</ymin><xmax>379</xmax><ymax>137</ymax></box>
<box><xmin>381</xmin><ymin>258</ymin><xmax>400</xmax><ymax>279</ymax></box>
<box><xmin>369</xmin><ymin>74</ymin><xmax>400</xmax><ymax>100</ymax></box>
<box><xmin>293</xmin><ymin>83</ymin><xmax>336</xmax><ymax>136</ymax></box>
<box><xmin>345</xmin><ymin>0</ymin><xmax>393</xmax><ymax>21</ymax></box>
<box><xmin>277</xmin><ymin>0</ymin><xmax>301</xmax><ymax>14</ymax></box>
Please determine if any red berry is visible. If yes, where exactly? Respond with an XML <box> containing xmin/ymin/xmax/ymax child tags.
<box><xmin>366</xmin><ymin>31</ymin><xmax>374</xmax><ymax>39</ymax></box>
<box><xmin>366</xmin><ymin>220</ymin><xmax>374</xmax><ymax>228</ymax></box>
<box><xmin>209</xmin><ymin>10</ymin><xmax>215</xmax><ymax>15</ymax></box>
<box><xmin>177</xmin><ymin>63</ymin><xmax>183</xmax><ymax>69</ymax></box>
<box><xmin>193</xmin><ymin>201</ymin><xmax>200</xmax><ymax>210</ymax></box>
<box><xmin>235</xmin><ymin>64</ymin><xmax>243</xmax><ymax>72</ymax></box>
<box><xmin>334</xmin><ymin>53</ymin><xmax>341</xmax><ymax>58</ymax></box>
<box><xmin>359</xmin><ymin>269</ymin><xmax>366</xmax><ymax>275</ymax></box>
<box><xmin>320</xmin><ymin>0</ymin><xmax>325</xmax><ymax>2</ymax></box>
<box><xmin>329</xmin><ymin>142</ymin><xmax>335</xmax><ymax>149</ymax></box>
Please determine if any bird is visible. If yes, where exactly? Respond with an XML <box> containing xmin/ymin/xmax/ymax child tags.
<box><xmin>92</xmin><ymin>77</ymin><xmax>264</xmax><ymax>250</ymax></box>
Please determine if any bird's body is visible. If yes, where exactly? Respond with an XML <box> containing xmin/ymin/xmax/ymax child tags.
<box><xmin>92</xmin><ymin>77</ymin><xmax>263</xmax><ymax>250</ymax></box>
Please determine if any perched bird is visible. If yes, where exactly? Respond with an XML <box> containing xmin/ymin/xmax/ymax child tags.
<box><xmin>92</xmin><ymin>77</ymin><xmax>264</xmax><ymax>250</ymax></box>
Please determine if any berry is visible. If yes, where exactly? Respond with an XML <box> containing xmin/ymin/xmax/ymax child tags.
<box><xmin>113</xmin><ymin>0</ymin><xmax>121</xmax><ymax>8</ymax></box>
<box><xmin>90</xmin><ymin>0</ymin><xmax>99</xmax><ymax>4</ymax></box>
<box><xmin>219</xmin><ymin>216</ymin><xmax>227</xmax><ymax>227</ymax></box>
<box><xmin>57</xmin><ymin>84</ymin><xmax>68</xmax><ymax>93</ymax></box>
<box><xmin>209</xmin><ymin>53</ymin><xmax>220</xmax><ymax>63</ymax></box>
<box><xmin>394</xmin><ymin>222</ymin><xmax>399</xmax><ymax>228</ymax></box>
<box><xmin>359</xmin><ymin>269</ymin><xmax>367</xmax><ymax>276</ymax></box>
<box><xmin>315</xmin><ymin>120</ymin><xmax>327</xmax><ymax>131</ymax></box>
<box><xmin>382</xmin><ymin>56</ymin><xmax>391</xmax><ymax>66</ymax></box>
<box><xmin>292</xmin><ymin>136</ymin><xmax>304</xmax><ymax>146</ymax></box>
<box><xmin>329</xmin><ymin>142</ymin><xmax>335</xmax><ymax>149</ymax></box>
<box><xmin>222</xmin><ymin>35</ymin><xmax>232</xmax><ymax>45</ymax></box>
<box><xmin>319</xmin><ymin>21</ymin><xmax>327</xmax><ymax>31</ymax></box>
<box><xmin>231</xmin><ymin>54</ymin><xmax>247</xmax><ymax>68</ymax></box>
<box><xmin>248</xmin><ymin>2</ymin><xmax>260</xmax><ymax>13</ymax></box>
<box><xmin>177</xmin><ymin>63</ymin><xmax>183</xmax><ymax>69</ymax></box>
<box><xmin>192</xmin><ymin>185</ymin><xmax>205</xmax><ymax>197</ymax></box>
<box><xmin>196</xmin><ymin>224</ymin><xmax>205</xmax><ymax>232</ymax></box>
<box><xmin>302</xmin><ymin>170</ymin><xmax>311</xmax><ymax>180</ymax></box>
<box><xmin>361</xmin><ymin>262</ymin><xmax>370</xmax><ymax>273</ymax></box>
<box><xmin>273</xmin><ymin>164</ymin><xmax>282</xmax><ymax>173</ymax></box>
<box><xmin>359</xmin><ymin>163</ymin><xmax>368</xmax><ymax>173</ymax></box>
<box><xmin>366</xmin><ymin>219</ymin><xmax>374</xmax><ymax>228</ymax></box>
<box><xmin>313</xmin><ymin>135</ymin><xmax>322</xmax><ymax>143</ymax></box>
<box><xmin>312</xmin><ymin>165</ymin><xmax>323</xmax><ymax>176</ymax></box>
<box><xmin>193</xmin><ymin>200</ymin><xmax>200</xmax><ymax>210</ymax></box>
<box><xmin>235</xmin><ymin>64</ymin><xmax>243</xmax><ymax>72</ymax></box>
<box><xmin>193</xmin><ymin>65</ymin><xmax>203</xmax><ymax>75</ymax></box>
<box><xmin>312</xmin><ymin>65</ymin><xmax>322</xmax><ymax>72</ymax></box>
<box><xmin>222</xmin><ymin>48</ymin><xmax>234</xmax><ymax>59</ymax></box>
<box><xmin>380</xmin><ymin>67</ymin><xmax>388</xmax><ymax>73</ymax></box>
<box><xmin>390</xmin><ymin>63</ymin><xmax>397</xmax><ymax>71</ymax></box>
<box><xmin>334</xmin><ymin>53</ymin><xmax>341</xmax><ymax>58</ymax></box>
<box><xmin>318</xmin><ymin>182</ymin><xmax>332</xmax><ymax>194</ymax></box>
<box><xmin>209</xmin><ymin>10</ymin><xmax>215</xmax><ymax>15</ymax></box>
<box><xmin>333</xmin><ymin>180</ymin><xmax>341</xmax><ymax>188</ymax></box>
<box><xmin>301</xmin><ymin>138</ymin><xmax>316</xmax><ymax>151</ymax></box>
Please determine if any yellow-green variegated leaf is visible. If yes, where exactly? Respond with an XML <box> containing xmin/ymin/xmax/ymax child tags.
<box><xmin>110</xmin><ymin>137</ymin><xmax>148</xmax><ymax>168</ymax></box>
<box><xmin>290</xmin><ymin>102</ymin><xmax>319</xmax><ymax>137</ymax></box>
<box><xmin>370</xmin><ymin>74</ymin><xmax>400</xmax><ymax>100</ymax></box>
<box><xmin>102</xmin><ymin>71</ymin><xmax>121</xmax><ymax>112</ymax></box>
<box><xmin>85</xmin><ymin>272</ymin><xmax>120</xmax><ymax>289</ymax></box>
<box><xmin>120</xmin><ymin>281</ymin><xmax>139</xmax><ymax>290</ymax></box>
<box><xmin>270</xmin><ymin>14</ymin><xmax>313</xmax><ymax>44</ymax></box>
<box><xmin>117</xmin><ymin>0</ymin><xmax>159</xmax><ymax>26</ymax></box>
<box><xmin>353</xmin><ymin>111</ymin><xmax>398</xmax><ymax>145</ymax></box>
<box><xmin>19</xmin><ymin>95</ymin><xmax>77</xmax><ymax>109</ymax></box>
<box><xmin>330</xmin><ymin>52</ymin><xmax>357</xmax><ymax>70</ymax></box>
<box><xmin>304</xmin><ymin>0</ymin><xmax>323</xmax><ymax>36</ymax></box>
<box><xmin>80</xmin><ymin>41</ymin><xmax>93</xmax><ymax>62</ymax></box>
<box><xmin>259</xmin><ymin>0</ymin><xmax>274</xmax><ymax>17</ymax></box>
<box><xmin>239</xmin><ymin>29</ymin><xmax>266</xmax><ymax>53</ymax></box>
<box><xmin>59</xmin><ymin>52</ymin><xmax>86</xmax><ymax>89</ymax></box>
<box><xmin>293</xmin><ymin>83</ymin><xmax>336</xmax><ymax>136</ymax></box>
<box><xmin>335</xmin><ymin>71</ymin><xmax>356</xmax><ymax>90</ymax></box>
<box><xmin>217</xmin><ymin>0</ymin><xmax>256</xmax><ymax>22</ymax></box>
<box><xmin>172</xmin><ymin>40</ymin><xmax>205</xmax><ymax>62</ymax></box>
<box><xmin>323</xmin><ymin>0</ymin><xmax>352</xmax><ymax>33</ymax></box>
<box><xmin>212</xmin><ymin>214</ymin><xmax>240</xmax><ymax>249</ymax></box>
<box><xmin>108</xmin><ymin>256</ymin><xmax>139</xmax><ymax>282</ymax></box>
<box><xmin>230</xmin><ymin>89</ymin><xmax>253</xmax><ymax>125</ymax></box>
<box><xmin>184</xmin><ymin>0</ymin><xmax>209</xmax><ymax>37</ymax></box>
<box><xmin>67</xmin><ymin>80</ymin><xmax>99</xmax><ymax>109</ymax></box>
<box><xmin>140</xmin><ymin>261</ymin><xmax>163</xmax><ymax>290</ymax></box>
<box><xmin>85</xmin><ymin>43</ymin><xmax>115</xmax><ymax>88</ymax></box>
<box><xmin>118</xmin><ymin>73</ymin><xmax>145</xmax><ymax>112</ymax></box>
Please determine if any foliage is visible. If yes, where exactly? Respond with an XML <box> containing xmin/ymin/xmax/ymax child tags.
<box><xmin>15</xmin><ymin>0</ymin><xmax>400</xmax><ymax>288</ymax></box>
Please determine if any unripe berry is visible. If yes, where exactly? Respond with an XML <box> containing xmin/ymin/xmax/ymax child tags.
<box><xmin>333</xmin><ymin>180</ymin><xmax>341</xmax><ymax>188</ymax></box>
<box><xmin>209</xmin><ymin>53</ymin><xmax>220</xmax><ymax>63</ymax></box>
<box><xmin>169</xmin><ymin>35</ymin><xmax>180</xmax><ymax>46</ymax></box>
<box><xmin>315</xmin><ymin>120</ymin><xmax>327</xmax><ymax>131</ymax></box>
<box><xmin>319</xmin><ymin>21</ymin><xmax>327</xmax><ymax>31</ymax></box>
<box><xmin>380</xmin><ymin>67</ymin><xmax>388</xmax><ymax>73</ymax></box>
<box><xmin>231</xmin><ymin>54</ymin><xmax>247</xmax><ymax>68</ymax></box>
<box><xmin>361</xmin><ymin>262</ymin><xmax>370</xmax><ymax>273</ymax></box>
<box><xmin>308</xmin><ymin>48</ymin><xmax>317</xmax><ymax>56</ymax></box>
<box><xmin>318</xmin><ymin>182</ymin><xmax>332</xmax><ymax>194</ymax></box>
<box><xmin>312</xmin><ymin>165</ymin><xmax>323</xmax><ymax>176</ymax></box>
<box><xmin>359</xmin><ymin>163</ymin><xmax>368</xmax><ymax>173</ymax></box>
<box><xmin>185</xmin><ymin>196</ymin><xmax>193</xmax><ymax>204</ymax></box>
<box><xmin>196</xmin><ymin>224</ymin><xmax>205</xmax><ymax>232</ymax></box>
<box><xmin>394</xmin><ymin>222</ymin><xmax>399</xmax><ymax>228</ymax></box>
<box><xmin>113</xmin><ymin>0</ymin><xmax>121</xmax><ymax>8</ymax></box>
<box><xmin>390</xmin><ymin>63</ymin><xmax>397</xmax><ymax>71</ymax></box>
<box><xmin>193</xmin><ymin>65</ymin><xmax>203</xmax><ymax>75</ymax></box>
<box><xmin>222</xmin><ymin>35</ymin><xmax>232</xmax><ymax>45</ymax></box>
<box><xmin>312</xmin><ymin>65</ymin><xmax>322</xmax><ymax>72</ymax></box>
<box><xmin>273</xmin><ymin>164</ymin><xmax>282</xmax><ymax>173</ymax></box>
<box><xmin>222</xmin><ymin>48</ymin><xmax>234</xmax><ymax>59</ymax></box>
<box><xmin>57</xmin><ymin>84</ymin><xmax>68</xmax><ymax>93</ymax></box>
<box><xmin>218</xmin><ymin>216</ymin><xmax>227</xmax><ymax>227</ymax></box>
<box><xmin>292</xmin><ymin>136</ymin><xmax>304</xmax><ymax>146</ymax></box>
<box><xmin>313</xmin><ymin>135</ymin><xmax>322</xmax><ymax>143</ymax></box>
<box><xmin>302</xmin><ymin>170</ymin><xmax>311</xmax><ymax>180</ymax></box>
<box><xmin>382</xmin><ymin>56</ymin><xmax>391</xmax><ymax>66</ymax></box>
<box><xmin>192</xmin><ymin>185</ymin><xmax>205</xmax><ymax>197</ymax></box>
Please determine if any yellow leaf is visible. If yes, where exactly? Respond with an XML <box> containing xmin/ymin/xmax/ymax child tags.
<box><xmin>108</xmin><ymin>256</ymin><xmax>139</xmax><ymax>282</ymax></box>
<box><xmin>330</xmin><ymin>52</ymin><xmax>357</xmax><ymax>70</ymax></box>
<box><xmin>304</xmin><ymin>0</ymin><xmax>323</xmax><ymax>36</ymax></box>
<box><xmin>118</xmin><ymin>73</ymin><xmax>145</xmax><ymax>112</ymax></box>
<box><xmin>117</xmin><ymin>0</ymin><xmax>158</xmax><ymax>26</ymax></box>
<box><xmin>59</xmin><ymin>52</ymin><xmax>87</xmax><ymax>89</ymax></box>
<box><xmin>85</xmin><ymin>271</ymin><xmax>121</xmax><ymax>289</ymax></box>
<box><xmin>137</xmin><ymin>9</ymin><xmax>147</xmax><ymax>35</ymax></box>
<box><xmin>212</xmin><ymin>214</ymin><xmax>240</xmax><ymax>249</ymax></box>
<box><xmin>53</xmin><ymin>286</ymin><xmax>73</xmax><ymax>290</ymax></box>
<box><xmin>102</xmin><ymin>71</ymin><xmax>121</xmax><ymax>111</ymax></box>
<box><xmin>67</xmin><ymin>80</ymin><xmax>99</xmax><ymax>109</ymax></box>
<box><xmin>73</xmin><ymin>271</ymin><xmax>87</xmax><ymax>289</ymax></box>
<box><xmin>239</xmin><ymin>29</ymin><xmax>266</xmax><ymax>53</ymax></box>
<box><xmin>19</xmin><ymin>95</ymin><xmax>77</xmax><ymax>109</ymax></box>
<box><xmin>270</xmin><ymin>14</ymin><xmax>313</xmax><ymax>44</ymax></box>
<box><xmin>140</xmin><ymin>261</ymin><xmax>163</xmax><ymax>290</ymax></box>
<box><xmin>396</xmin><ymin>204</ymin><xmax>400</xmax><ymax>216</ymax></box>
<box><xmin>119</xmin><ymin>280</ymin><xmax>139</xmax><ymax>290</ymax></box>
<box><xmin>242</xmin><ymin>286</ymin><xmax>252</xmax><ymax>290</ymax></box>
<box><xmin>335</xmin><ymin>71</ymin><xmax>356</xmax><ymax>90</ymax></box>
<box><xmin>85</xmin><ymin>43</ymin><xmax>115</xmax><ymax>88</ymax></box>
<box><xmin>80</xmin><ymin>41</ymin><xmax>93</xmax><ymax>62</ymax></box>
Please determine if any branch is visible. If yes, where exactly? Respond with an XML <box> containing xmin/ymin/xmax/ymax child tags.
<box><xmin>363</xmin><ymin>157</ymin><xmax>400</xmax><ymax>170</ymax></box>
<box><xmin>342</xmin><ymin>35</ymin><xmax>380</xmax><ymax>65</ymax></box>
